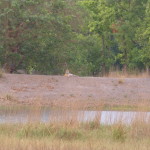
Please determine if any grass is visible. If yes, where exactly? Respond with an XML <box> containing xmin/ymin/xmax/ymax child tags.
<box><xmin>0</xmin><ymin>102</ymin><xmax>149</xmax><ymax>150</ymax></box>
<box><xmin>46</xmin><ymin>99</ymin><xmax>150</xmax><ymax>111</ymax></box>
<box><xmin>112</xmin><ymin>124</ymin><xmax>127</xmax><ymax>142</ymax></box>
<box><xmin>0</xmin><ymin>120</ymin><xmax>149</xmax><ymax>150</ymax></box>
<box><xmin>0</xmin><ymin>98</ymin><xmax>150</xmax><ymax>150</ymax></box>
<box><xmin>5</xmin><ymin>94</ymin><xmax>15</xmax><ymax>101</ymax></box>
<box><xmin>1</xmin><ymin>98</ymin><xmax>150</xmax><ymax>111</ymax></box>
<box><xmin>0</xmin><ymin>72</ymin><xmax>150</xmax><ymax>149</ymax></box>
<box><xmin>107</xmin><ymin>70</ymin><xmax>150</xmax><ymax>78</ymax></box>
<box><xmin>0</xmin><ymin>136</ymin><xmax>149</xmax><ymax>150</ymax></box>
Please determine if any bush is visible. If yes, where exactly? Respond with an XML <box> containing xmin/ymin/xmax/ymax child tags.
<box><xmin>18</xmin><ymin>124</ymin><xmax>52</xmax><ymax>138</ymax></box>
<box><xmin>112</xmin><ymin>124</ymin><xmax>126</xmax><ymax>142</ymax></box>
<box><xmin>55</xmin><ymin>128</ymin><xmax>83</xmax><ymax>140</ymax></box>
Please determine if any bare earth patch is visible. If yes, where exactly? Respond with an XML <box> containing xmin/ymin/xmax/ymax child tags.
<box><xmin>0</xmin><ymin>74</ymin><xmax>150</xmax><ymax>106</ymax></box>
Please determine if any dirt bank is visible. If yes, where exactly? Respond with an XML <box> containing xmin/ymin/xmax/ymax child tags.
<box><xmin>0</xmin><ymin>74</ymin><xmax>150</xmax><ymax>106</ymax></box>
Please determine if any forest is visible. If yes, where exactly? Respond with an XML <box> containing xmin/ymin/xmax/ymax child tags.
<box><xmin>0</xmin><ymin>0</ymin><xmax>150</xmax><ymax>76</ymax></box>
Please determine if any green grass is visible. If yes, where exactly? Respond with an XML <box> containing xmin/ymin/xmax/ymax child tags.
<box><xmin>0</xmin><ymin>103</ymin><xmax>149</xmax><ymax>150</ymax></box>
<box><xmin>0</xmin><ymin>122</ymin><xmax>149</xmax><ymax>150</ymax></box>
<box><xmin>0</xmin><ymin>122</ymin><xmax>149</xmax><ymax>140</ymax></box>
<box><xmin>0</xmin><ymin>103</ymin><xmax>150</xmax><ymax>113</ymax></box>
<box><xmin>102</xmin><ymin>104</ymin><xmax>138</xmax><ymax>111</ymax></box>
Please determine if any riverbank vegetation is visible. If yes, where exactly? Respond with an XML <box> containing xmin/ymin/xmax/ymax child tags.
<box><xmin>0</xmin><ymin>0</ymin><xmax>150</xmax><ymax>76</ymax></box>
<box><xmin>0</xmin><ymin>109</ymin><xmax>150</xmax><ymax>150</ymax></box>
<box><xmin>0</xmin><ymin>101</ymin><xmax>150</xmax><ymax>150</ymax></box>
<box><xmin>1</xmin><ymin>97</ymin><xmax>150</xmax><ymax>111</ymax></box>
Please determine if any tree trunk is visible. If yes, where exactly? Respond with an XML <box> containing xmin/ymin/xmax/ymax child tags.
<box><xmin>123</xmin><ymin>64</ymin><xmax>127</xmax><ymax>74</ymax></box>
<box><xmin>101</xmin><ymin>35</ymin><xmax>106</xmax><ymax>76</ymax></box>
<box><xmin>146</xmin><ymin>66</ymin><xmax>150</xmax><ymax>75</ymax></box>
<box><xmin>123</xmin><ymin>48</ymin><xmax>128</xmax><ymax>74</ymax></box>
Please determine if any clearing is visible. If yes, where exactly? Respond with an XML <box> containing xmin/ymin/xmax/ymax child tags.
<box><xmin>0</xmin><ymin>74</ymin><xmax>150</xmax><ymax>106</ymax></box>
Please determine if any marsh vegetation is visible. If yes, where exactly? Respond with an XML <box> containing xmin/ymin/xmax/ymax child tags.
<box><xmin>0</xmin><ymin>103</ymin><xmax>150</xmax><ymax>150</ymax></box>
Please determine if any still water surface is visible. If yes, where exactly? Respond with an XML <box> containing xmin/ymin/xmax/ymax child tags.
<box><xmin>0</xmin><ymin>108</ymin><xmax>149</xmax><ymax>125</ymax></box>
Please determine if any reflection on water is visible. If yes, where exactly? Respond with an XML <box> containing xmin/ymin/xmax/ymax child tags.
<box><xmin>0</xmin><ymin>108</ymin><xmax>150</xmax><ymax>125</ymax></box>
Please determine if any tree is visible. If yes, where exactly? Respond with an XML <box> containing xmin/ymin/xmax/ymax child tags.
<box><xmin>108</xmin><ymin>0</ymin><xmax>148</xmax><ymax>72</ymax></box>
<box><xmin>136</xmin><ymin>0</ymin><xmax>150</xmax><ymax>73</ymax></box>
<box><xmin>82</xmin><ymin>0</ymin><xmax>149</xmax><ymax>74</ymax></box>
<box><xmin>0</xmin><ymin>0</ymin><xmax>74</xmax><ymax>74</ymax></box>
<box><xmin>81</xmin><ymin>0</ymin><xmax>115</xmax><ymax>75</ymax></box>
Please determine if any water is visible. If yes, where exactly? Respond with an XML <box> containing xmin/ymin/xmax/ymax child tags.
<box><xmin>0</xmin><ymin>108</ymin><xmax>149</xmax><ymax>125</ymax></box>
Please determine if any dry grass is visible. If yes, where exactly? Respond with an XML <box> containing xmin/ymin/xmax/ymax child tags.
<box><xmin>0</xmin><ymin>136</ymin><xmax>149</xmax><ymax>150</ymax></box>
<box><xmin>2</xmin><ymin>96</ymin><xmax>150</xmax><ymax>111</ymax></box>
<box><xmin>0</xmin><ymin>101</ymin><xmax>150</xmax><ymax>150</ymax></box>
<box><xmin>108</xmin><ymin>70</ymin><xmax>150</xmax><ymax>78</ymax></box>
<box><xmin>0</xmin><ymin>117</ymin><xmax>149</xmax><ymax>150</ymax></box>
<box><xmin>0</xmin><ymin>72</ymin><xmax>149</xmax><ymax>149</ymax></box>
<box><xmin>30</xmin><ymin>98</ymin><xmax>150</xmax><ymax>111</ymax></box>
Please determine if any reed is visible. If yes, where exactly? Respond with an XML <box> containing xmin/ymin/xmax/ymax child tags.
<box><xmin>27</xmin><ymin>98</ymin><xmax>150</xmax><ymax>111</ymax></box>
<box><xmin>130</xmin><ymin>111</ymin><xmax>150</xmax><ymax>139</ymax></box>
<box><xmin>0</xmin><ymin>101</ymin><xmax>149</xmax><ymax>150</ymax></box>
<box><xmin>0</xmin><ymin>121</ymin><xmax>149</xmax><ymax>150</ymax></box>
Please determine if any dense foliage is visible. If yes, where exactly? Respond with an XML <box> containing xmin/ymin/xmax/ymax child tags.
<box><xmin>0</xmin><ymin>0</ymin><xmax>149</xmax><ymax>76</ymax></box>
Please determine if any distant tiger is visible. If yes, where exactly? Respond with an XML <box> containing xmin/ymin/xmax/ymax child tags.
<box><xmin>64</xmin><ymin>69</ymin><xmax>78</xmax><ymax>77</ymax></box>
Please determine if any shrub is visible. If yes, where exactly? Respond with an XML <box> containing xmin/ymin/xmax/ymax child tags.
<box><xmin>5</xmin><ymin>94</ymin><xmax>15</xmax><ymax>101</ymax></box>
<box><xmin>112</xmin><ymin>124</ymin><xmax>126</xmax><ymax>142</ymax></box>
<box><xmin>118</xmin><ymin>79</ymin><xmax>125</xmax><ymax>84</ymax></box>
<box><xmin>18</xmin><ymin>124</ymin><xmax>52</xmax><ymax>138</ymax></box>
<box><xmin>55</xmin><ymin>128</ymin><xmax>83</xmax><ymax>140</ymax></box>
<box><xmin>87</xmin><ymin>121</ymin><xmax>100</xmax><ymax>130</ymax></box>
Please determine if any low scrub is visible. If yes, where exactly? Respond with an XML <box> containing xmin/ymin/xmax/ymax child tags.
<box><xmin>112</xmin><ymin>124</ymin><xmax>127</xmax><ymax>142</ymax></box>
<box><xmin>0</xmin><ymin>121</ymin><xmax>150</xmax><ymax>150</ymax></box>
<box><xmin>0</xmin><ymin>104</ymin><xmax>150</xmax><ymax>150</ymax></box>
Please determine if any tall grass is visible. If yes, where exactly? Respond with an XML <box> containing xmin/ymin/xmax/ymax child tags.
<box><xmin>0</xmin><ymin>102</ymin><xmax>149</xmax><ymax>150</ymax></box>
<box><xmin>108</xmin><ymin>69</ymin><xmax>150</xmax><ymax>78</ymax></box>
<box><xmin>27</xmin><ymin>98</ymin><xmax>150</xmax><ymax>111</ymax></box>
<box><xmin>0</xmin><ymin>120</ymin><xmax>149</xmax><ymax>150</ymax></box>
